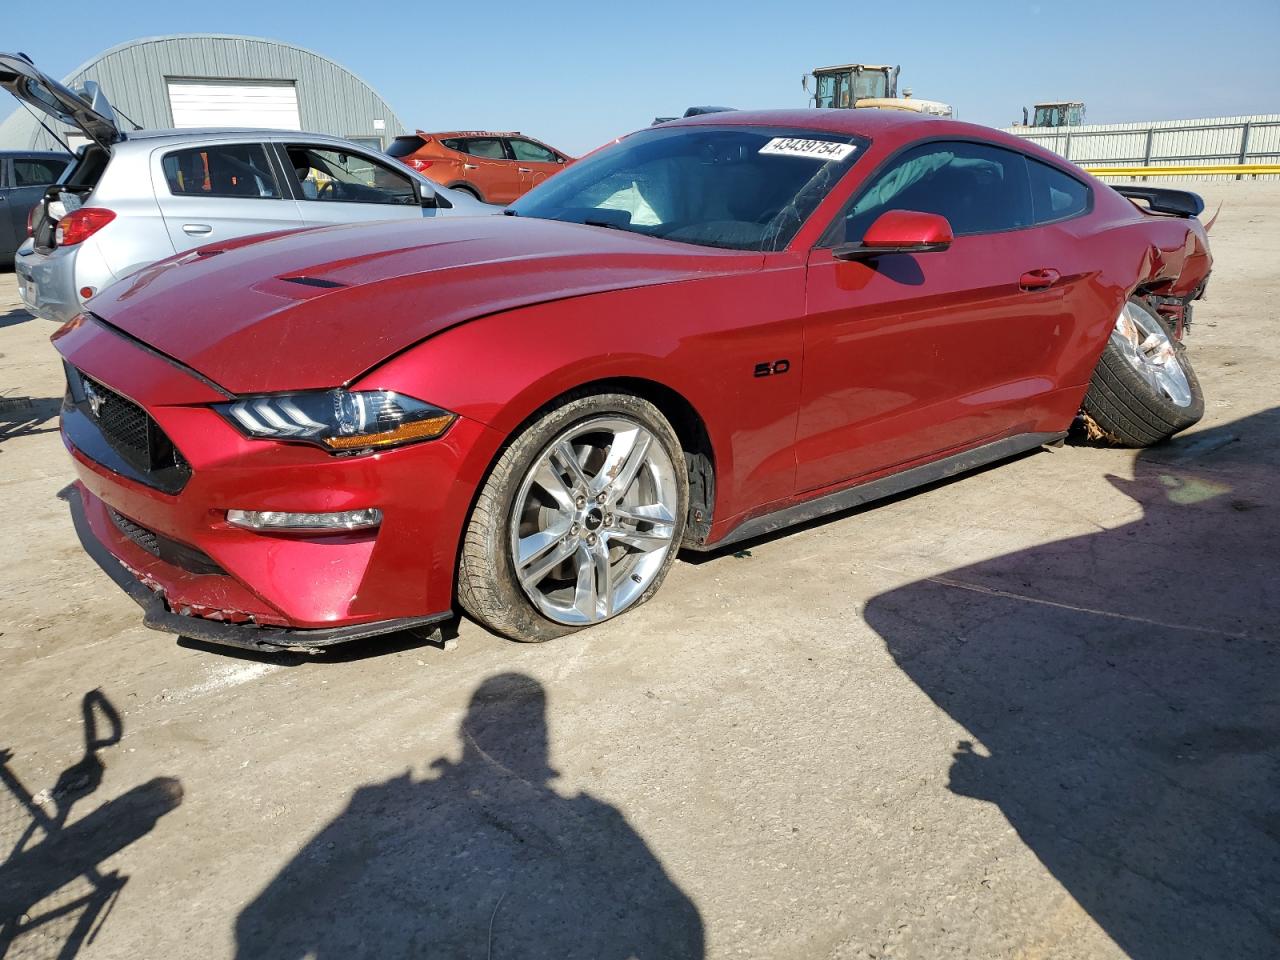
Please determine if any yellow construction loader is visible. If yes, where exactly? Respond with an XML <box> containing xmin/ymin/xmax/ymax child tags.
<box><xmin>803</xmin><ymin>64</ymin><xmax>952</xmax><ymax>117</ymax></box>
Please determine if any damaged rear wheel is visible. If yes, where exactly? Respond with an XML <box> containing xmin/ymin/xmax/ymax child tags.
<box><xmin>1081</xmin><ymin>298</ymin><xmax>1204</xmax><ymax>446</ymax></box>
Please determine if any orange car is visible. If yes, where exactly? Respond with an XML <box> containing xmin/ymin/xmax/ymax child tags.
<box><xmin>387</xmin><ymin>131</ymin><xmax>573</xmax><ymax>204</ymax></box>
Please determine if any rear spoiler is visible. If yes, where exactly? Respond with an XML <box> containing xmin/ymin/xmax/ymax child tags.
<box><xmin>1112</xmin><ymin>185</ymin><xmax>1205</xmax><ymax>218</ymax></box>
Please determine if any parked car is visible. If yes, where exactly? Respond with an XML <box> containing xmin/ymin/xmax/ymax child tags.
<box><xmin>51</xmin><ymin>109</ymin><xmax>1212</xmax><ymax>652</ymax></box>
<box><xmin>387</xmin><ymin>131</ymin><xmax>573</xmax><ymax>204</ymax></box>
<box><xmin>0</xmin><ymin>150</ymin><xmax>70</xmax><ymax>266</ymax></box>
<box><xmin>0</xmin><ymin>52</ymin><xmax>491</xmax><ymax>324</ymax></box>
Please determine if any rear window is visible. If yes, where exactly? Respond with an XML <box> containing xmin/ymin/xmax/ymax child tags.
<box><xmin>12</xmin><ymin>157</ymin><xmax>68</xmax><ymax>186</ymax></box>
<box><xmin>1028</xmin><ymin>157</ymin><xmax>1090</xmax><ymax>224</ymax></box>
<box><xmin>386</xmin><ymin>136</ymin><xmax>426</xmax><ymax>158</ymax></box>
<box><xmin>464</xmin><ymin>138</ymin><xmax>507</xmax><ymax>160</ymax></box>
<box><xmin>161</xmin><ymin>144</ymin><xmax>281</xmax><ymax>199</ymax></box>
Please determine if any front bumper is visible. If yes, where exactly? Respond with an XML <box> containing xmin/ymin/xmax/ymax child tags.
<box><xmin>65</xmin><ymin>484</ymin><xmax>450</xmax><ymax>652</ymax></box>
<box><xmin>53</xmin><ymin>314</ymin><xmax>502</xmax><ymax>651</ymax></box>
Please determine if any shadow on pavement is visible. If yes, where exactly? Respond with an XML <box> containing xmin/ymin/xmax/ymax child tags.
<box><xmin>235</xmin><ymin>672</ymin><xmax>703</xmax><ymax>959</ymax></box>
<box><xmin>0</xmin><ymin>308</ymin><xmax>33</xmax><ymax>331</ymax></box>
<box><xmin>0</xmin><ymin>690</ymin><xmax>183</xmax><ymax>958</ymax></box>
<box><xmin>0</xmin><ymin>395</ymin><xmax>60</xmax><ymax>446</ymax></box>
<box><xmin>864</xmin><ymin>408</ymin><xmax>1280</xmax><ymax>958</ymax></box>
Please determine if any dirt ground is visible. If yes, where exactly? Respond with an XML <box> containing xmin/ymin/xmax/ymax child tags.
<box><xmin>1</xmin><ymin>182</ymin><xmax>1276</xmax><ymax>960</ymax></box>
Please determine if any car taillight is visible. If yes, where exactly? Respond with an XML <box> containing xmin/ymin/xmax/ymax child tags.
<box><xmin>409</xmin><ymin>159</ymin><xmax>434</xmax><ymax>171</ymax></box>
<box><xmin>56</xmin><ymin>208</ymin><xmax>116</xmax><ymax>246</ymax></box>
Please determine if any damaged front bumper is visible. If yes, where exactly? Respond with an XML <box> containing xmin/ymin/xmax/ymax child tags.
<box><xmin>64</xmin><ymin>484</ymin><xmax>450</xmax><ymax>653</ymax></box>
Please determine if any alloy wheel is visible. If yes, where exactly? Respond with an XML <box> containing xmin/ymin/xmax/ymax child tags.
<box><xmin>509</xmin><ymin>416</ymin><xmax>680</xmax><ymax>625</ymax></box>
<box><xmin>1110</xmin><ymin>302</ymin><xmax>1194</xmax><ymax>408</ymax></box>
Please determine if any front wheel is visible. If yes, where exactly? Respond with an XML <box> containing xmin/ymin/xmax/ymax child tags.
<box><xmin>1081</xmin><ymin>298</ymin><xmax>1204</xmax><ymax>446</ymax></box>
<box><xmin>458</xmin><ymin>393</ymin><xmax>688</xmax><ymax>642</ymax></box>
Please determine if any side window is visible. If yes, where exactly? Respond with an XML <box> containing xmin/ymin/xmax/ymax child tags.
<box><xmin>162</xmin><ymin>144</ymin><xmax>281</xmax><ymax>198</ymax></box>
<box><xmin>832</xmin><ymin>140</ymin><xmax>1033</xmax><ymax>243</ymax></box>
<box><xmin>13</xmin><ymin>157</ymin><xmax>68</xmax><ymax>186</ymax></box>
<box><xmin>463</xmin><ymin>138</ymin><xmax>507</xmax><ymax>161</ymax></box>
<box><xmin>1027</xmin><ymin>158</ymin><xmax>1090</xmax><ymax>224</ymax></box>
<box><xmin>285</xmin><ymin>146</ymin><xmax>417</xmax><ymax>205</ymax></box>
<box><xmin>508</xmin><ymin>138</ymin><xmax>558</xmax><ymax>163</ymax></box>
<box><xmin>440</xmin><ymin>138</ymin><xmax>465</xmax><ymax>153</ymax></box>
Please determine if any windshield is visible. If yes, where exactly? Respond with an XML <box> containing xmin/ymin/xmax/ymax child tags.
<box><xmin>509</xmin><ymin>125</ymin><xmax>866</xmax><ymax>251</ymax></box>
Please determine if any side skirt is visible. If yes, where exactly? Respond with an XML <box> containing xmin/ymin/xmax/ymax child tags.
<box><xmin>693</xmin><ymin>431</ymin><xmax>1067</xmax><ymax>552</ymax></box>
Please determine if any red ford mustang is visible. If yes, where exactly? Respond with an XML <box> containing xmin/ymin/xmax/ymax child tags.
<box><xmin>51</xmin><ymin>110</ymin><xmax>1212</xmax><ymax>651</ymax></box>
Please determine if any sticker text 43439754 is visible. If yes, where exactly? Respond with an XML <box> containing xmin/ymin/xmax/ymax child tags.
<box><xmin>758</xmin><ymin>138</ymin><xmax>858</xmax><ymax>162</ymax></box>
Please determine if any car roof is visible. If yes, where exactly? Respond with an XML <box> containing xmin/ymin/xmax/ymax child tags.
<box><xmin>664</xmin><ymin>108</ymin><xmax>1069</xmax><ymax>163</ymax></box>
<box><xmin>414</xmin><ymin>130</ymin><xmax>526</xmax><ymax>139</ymax></box>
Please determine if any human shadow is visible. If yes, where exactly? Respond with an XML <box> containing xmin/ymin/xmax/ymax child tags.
<box><xmin>864</xmin><ymin>408</ymin><xmax>1280</xmax><ymax>958</ymax></box>
<box><xmin>0</xmin><ymin>690</ymin><xmax>183</xmax><ymax>958</ymax></box>
<box><xmin>235</xmin><ymin>672</ymin><xmax>704</xmax><ymax>959</ymax></box>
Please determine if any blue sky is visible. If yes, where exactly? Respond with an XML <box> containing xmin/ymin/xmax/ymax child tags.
<box><xmin>7</xmin><ymin>0</ymin><xmax>1279</xmax><ymax>155</ymax></box>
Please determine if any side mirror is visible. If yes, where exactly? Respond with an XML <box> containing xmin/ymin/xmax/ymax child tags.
<box><xmin>832</xmin><ymin>210</ymin><xmax>954</xmax><ymax>261</ymax></box>
<box><xmin>416</xmin><ymin>180</ymin><xmax>438</xmax><ymax>208</ymax></box>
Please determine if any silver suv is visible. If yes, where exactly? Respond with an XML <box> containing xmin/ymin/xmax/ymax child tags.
<box><xmin>0</xmin><ymin>53</ymin><xmax>490</xmax><ymax>323</ymax></box>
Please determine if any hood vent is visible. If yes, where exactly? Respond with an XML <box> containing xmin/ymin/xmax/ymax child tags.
<box><xmin>281</xmin><ymin>275</ymin><xmax>346</xmax><ymax>289</ymax></box>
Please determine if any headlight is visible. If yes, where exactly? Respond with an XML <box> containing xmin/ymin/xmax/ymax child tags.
<box><xmin>217</xmin><ymin>389</ymin><xmax>455</xmax><ymax>452</ymax></box>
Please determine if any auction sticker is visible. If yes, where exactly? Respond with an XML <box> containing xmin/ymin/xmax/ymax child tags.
<box><xmin>759</xmin><ymin>137</ymin><xmax>857</xmax><ymax>161</ymax></box>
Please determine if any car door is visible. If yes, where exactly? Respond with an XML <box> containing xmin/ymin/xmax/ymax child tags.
<box><xmin>279</xmin><ymin>142</ymin><xmax>426</xmax><ymax>226</ymax></box>
<box><xmin>154</xmin><ymin>140</ymin><xmax>303</xmax><ymax>253</ymax></box>
<box><xmin>506</xmin><ymin>137</ymin><xmax>564</xmax><ymax>195</ymax></box>
<box><xmin>796</xmin><ymin>139</ymin><xmax>1090</xmax><ymax>493</ymax></box>
<box><xmin>459</xmin><ymin>137</ymin><xmax>520</xmax><ymax>204</ymax></box>
<box><xmin>2</xmin><ymin>155</ymin><xmax>68</xmax><ymax>256</ymax></box>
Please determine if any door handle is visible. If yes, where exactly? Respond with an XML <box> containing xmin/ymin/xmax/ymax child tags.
<box><xmin>1019</xmin><ymin>268</ymin><xmax>1061</xmax><ymax>291</ymax></box>
<box><xmin>182</xmin><ymin>223</ymin><xmax>213</xmax><ymax>236</ymax></box>
<box><xmin>463</xmin><ymin>163</ymin><xmax>478</xmax><ymax>170</ymax></box>
<box><xmin>517</xmin><ymin>167</ymin><xmax>533</xmax><ymax>173</ymax></box>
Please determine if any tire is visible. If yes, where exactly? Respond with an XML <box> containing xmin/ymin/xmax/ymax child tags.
<box><xmin>1081</xmin><ymin>298</ymin><xmax>1204</xmax><ymax>447</ymax></box>
<box><xmin>458</xmin><ymin>393</ymin><xmax>689</xmax><ymax>642</ymax></box>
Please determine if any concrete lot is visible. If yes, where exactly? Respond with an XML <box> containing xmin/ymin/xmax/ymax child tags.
<box><xmin>1</xmin><ymin>182</ymin><xmax>1276</xmax><ymax>959</ymax></box>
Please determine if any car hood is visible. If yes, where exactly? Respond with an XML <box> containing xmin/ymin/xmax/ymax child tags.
<box><xmin>91</xmin><ymin>216</ymin><xmax>762</xmax><ymax>395</ymax></box>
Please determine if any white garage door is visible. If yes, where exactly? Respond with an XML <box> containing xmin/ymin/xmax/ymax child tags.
<box><xmin>167</xmin><ymin>80</ymin><xmax>302</xmax><ymax>130</ymax></box>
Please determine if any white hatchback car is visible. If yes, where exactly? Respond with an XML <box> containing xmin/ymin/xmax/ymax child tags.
<box><xmin>0</xmin><ymin>52</ymin><xmax>491</xmax><ymax>323</ymax></box>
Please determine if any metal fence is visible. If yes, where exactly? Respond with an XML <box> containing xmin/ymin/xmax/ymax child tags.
<box><xmin>1003</xmin><ymin>114</ymin><xmax>1280</xmax><ymax>180</ymax></box>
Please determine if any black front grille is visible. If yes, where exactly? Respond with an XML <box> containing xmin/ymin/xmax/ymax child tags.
<box><xmin>93</xmin><ymin>380</ymin><xmax>151</xmax><ymax>461</ymax></box>
<box><xmin>64</xmin><ymin>366</ymin><xmax>191</xmax><ymax>493</ymax></box>
<box><xmin>108</xmin><ymin>509</ymin><xmax>224</xmax><ymax>576</ymax></box>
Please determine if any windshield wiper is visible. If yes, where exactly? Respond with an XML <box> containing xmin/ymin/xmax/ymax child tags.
<box><xmin>581</xmin><ymin>218</ymin><xmax>625</xmax><ymax>231</ymax></box>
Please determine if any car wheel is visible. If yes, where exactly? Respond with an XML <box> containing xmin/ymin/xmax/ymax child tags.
<box><xmin>458</xmin><ymin>393</ymin><xmax>688</xmax><ymax>642</ymax></box>
<box><xmin>1081</xmin><ymin>298</ymin><xmax>1204</xmax><ymax>446</ymax></box>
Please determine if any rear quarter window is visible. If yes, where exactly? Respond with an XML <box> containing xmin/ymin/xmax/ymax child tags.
<box><xmin>386</xmin><ymin>136</ymin><xmax>425</xmax><ymax>158</ymax></box>
<box><xmin>1027</xmin><ymin>158</ymin><xmax>1090</xmax><ymax>224</ymax></box>
<box><xmin>161</xmin><ymin>144</ymin><xmax>281</xmax><ymax>199</ymax></box>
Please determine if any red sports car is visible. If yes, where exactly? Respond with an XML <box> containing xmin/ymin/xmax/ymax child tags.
<box><xmin>52</xmin><ymin>110</ymin><xmax>1212</xmax><ymax>651</ymax></box>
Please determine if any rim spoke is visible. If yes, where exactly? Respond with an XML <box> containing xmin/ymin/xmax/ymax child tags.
<box><xmin>531</xmin><ymin>459</ymin><xmax>574</xmax><ymax>511</ymax></box>
<box><xmin>594</xmin><ymin>428</ymin><xmax>650</xmax><ymax>494</ymax></box>
<box><xmin>593</xmin><ymin>538</ymin><xmax>613</xmax><ymax>618</ymax></box>
<box><xmin>611</xmin><ymin>527</ymin><xmax>672</xmax><ymax>553</ymax></box>
<box><xmin>614</xmin><ymin>502</ymin><xmax>675</xmax><ymax>525</ymax></box>
<box><xmin>550</xmin><ymin>440</ymin><xmax>591</xmax><ymax>493</ymax></box>
<box><xmin>572</xmin><ymin>542</ymin><xmax>600</xmax><ymax>618</ymax></box>
<box><xmin>519</xmin><ymin>534</ymin><xmax>576</xmax><ymax>589</ymax></box>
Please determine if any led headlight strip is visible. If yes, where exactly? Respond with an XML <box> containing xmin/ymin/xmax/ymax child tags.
<box><xmin>218</xmin><ymin>389</ymin><xmax>455</xmax><ymax>452</ymax></box>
